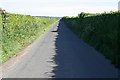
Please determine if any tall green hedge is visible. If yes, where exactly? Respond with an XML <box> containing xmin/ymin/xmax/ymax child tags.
<box><xmin>63</xmin><ymin>12</ymin><xmax>120</xmax><ymax>68</ymax></box>
<box><xmin>0</xmin><ymin>10</ymin><xmax>58</xmax><ymax>64</ymax></box>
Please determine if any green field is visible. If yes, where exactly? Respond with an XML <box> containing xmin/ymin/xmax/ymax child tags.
<box><xmin>62</xmin><ymin>12</ymin><xmax>120</xmax><ymax>68</ymax></box>
<box><xmin>0</xmin><ymin>10</ymin><xmax>58</xmax><ymax>64</ymax></box>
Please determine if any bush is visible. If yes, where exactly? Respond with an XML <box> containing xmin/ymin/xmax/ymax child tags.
<box><xmin>0</xmin><ymin>9</ymin><xmax>58</xmax><ymax>63</ymax></box>
<box><xmin>63</xmin><ymin>11</ymin><xmax>120</xmax><ymax>68</ymax></box>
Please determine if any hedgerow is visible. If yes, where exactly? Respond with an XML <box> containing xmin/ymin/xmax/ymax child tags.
<box><xmin>0</xmin><ymin>9</ymin><xmax>57</xmax><ymax>63</ymax></box>
<box><xmin>62</xmin><ymin>12</ymin><xmax>120</xmax><ymax>68</ymax></box>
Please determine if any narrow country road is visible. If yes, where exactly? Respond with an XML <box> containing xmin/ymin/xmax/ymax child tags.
<box><xmin>1</xmin><ymin>20</ymin><xmax>119</xmax><ymax>78</ymax></box>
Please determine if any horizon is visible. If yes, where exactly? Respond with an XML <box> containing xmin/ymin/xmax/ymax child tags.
<box><xmin>0</xmin><ymin>0</ymin><xmax>119</xmax><ymax>17</ymax></box>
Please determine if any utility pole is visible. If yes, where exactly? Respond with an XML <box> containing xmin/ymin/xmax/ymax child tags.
<box><xmin>1</xmin><ymin>9</ymin><xmax>7</xmax><ymax>29</ymax></box>
<box><xmin>118</xmin><ymin>1</ymin><xmax>120</xmax><ymax>11</ymax></box>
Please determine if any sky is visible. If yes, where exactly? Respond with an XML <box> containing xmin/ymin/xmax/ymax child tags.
<box><xmin>0</xmin><ymin>0</ymin><xmax>119</xmax><ymax>17</ymax></box>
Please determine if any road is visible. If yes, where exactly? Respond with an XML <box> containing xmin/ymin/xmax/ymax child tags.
<box><xmin>1</xmin><ymin>20</ymin><xmax>119</xmax><ymax>78</ymax></box>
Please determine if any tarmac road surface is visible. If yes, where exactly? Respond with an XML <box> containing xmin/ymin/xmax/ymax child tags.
<box><xmin>0</xmin><ymin>20</ymin><xmax>119</xmax><ymax>78</ymax></box>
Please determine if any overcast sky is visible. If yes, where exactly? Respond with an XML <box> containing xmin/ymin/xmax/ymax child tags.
<box><xmin>0</xmin><ymin>0</ymin><xmax>119</xmax><ymax>17</ymax></box>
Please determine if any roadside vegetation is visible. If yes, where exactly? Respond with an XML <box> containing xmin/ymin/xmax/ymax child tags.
<box><xmin>0</xmin><ymin>9</ymin><xmax>58</xmax><ymax>64</ymax></box>
<box><xmin>62</xmin><ymin>11</ymin><xmax>120</xmax><ymax>68</ymax></box>
<box><xmin>0</xmin><ymin>11</ymin><xmax>2</xmax><ymax>64</ymax></box>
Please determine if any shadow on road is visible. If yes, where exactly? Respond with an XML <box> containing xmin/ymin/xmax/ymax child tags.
<box><xmin>52</xmin><ymin>20</ymin><xmax>119</xmax><ymax>78</ymax></box>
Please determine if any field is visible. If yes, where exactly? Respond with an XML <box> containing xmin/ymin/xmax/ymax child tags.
<box><xmin>0</xmin><ymin>10</ymin><xmax>58</xmax><ymax>64</ymax></box>
<box><xmin>62</xmin><ymin>12</ymin><xmax>120</xmax><ymax>68</ymax></box>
